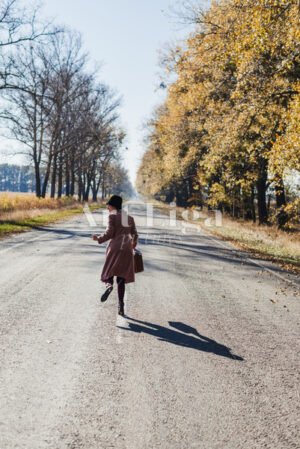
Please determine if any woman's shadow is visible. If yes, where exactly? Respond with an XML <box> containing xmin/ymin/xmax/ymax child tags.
<box><xmin>119</xmin><ymin>318</ymin><xmax>243</xmax><ymax>361</ymax></box>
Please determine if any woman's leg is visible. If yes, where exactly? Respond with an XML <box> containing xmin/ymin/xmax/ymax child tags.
<box><xmin>116</xmin><ymin>277</ymin><xmax>125</xmax><ymax>315</ymax></box>
<box><xmin>105</xmin><ymin>276</ymin><xmax>114</xmax><ymax>286</ymax></box>
<box><xmin>101</xmin><ymin>276</ymin><xmax>114</xmax><ymax>302</ymax></box>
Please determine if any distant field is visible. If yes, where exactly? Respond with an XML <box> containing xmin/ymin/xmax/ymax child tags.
<box><xmin>0</xmin><ymin>193</ymin><xmax>102</xmax><ymax>237</ymax></box>
<box><xmin>0</xmin><ymin>192</ymin><xmax>77</xmax><ymax>213</ymax></box>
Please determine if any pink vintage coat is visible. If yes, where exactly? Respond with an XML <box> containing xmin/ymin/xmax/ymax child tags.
<box><xmin>97</xmin><ymin>210</ymin><xmax>138</xmax><ymax>284</ymax></box>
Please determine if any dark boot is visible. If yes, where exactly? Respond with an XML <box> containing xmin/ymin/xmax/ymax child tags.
<box><xmin>101</xmin><ymin>283</ymin><xmax>113</xmax><ymax>302</ymax></box>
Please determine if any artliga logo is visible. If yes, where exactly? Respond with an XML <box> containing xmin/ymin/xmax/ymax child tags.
<box><xmin>83</xmin><ymin>200</ymin><xmax>222</xmax><ymax>231</ymax></box>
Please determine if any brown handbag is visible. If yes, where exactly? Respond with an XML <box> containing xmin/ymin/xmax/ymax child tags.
<box><xmin>133</xmin><ymin>248</ymin><xmax>144</xmax><ymax>273</ymax></box>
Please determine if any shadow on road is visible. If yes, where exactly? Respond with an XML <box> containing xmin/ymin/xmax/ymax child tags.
<box><xmin>119</xmin><ymin>317</ymin><xmax>243</xmax><ymax>361</ymax></box>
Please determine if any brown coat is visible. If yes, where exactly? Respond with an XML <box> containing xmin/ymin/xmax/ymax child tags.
<box><xmin>97</xmin><ymin>211</ymin><xmax>138</xmax><ymax>284</ymax></box>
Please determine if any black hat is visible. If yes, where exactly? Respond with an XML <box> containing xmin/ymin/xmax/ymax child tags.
<box><xmin>106</xmin><ymin>195</ymin><xmax>122</xmax><ymax>210</ymax></box>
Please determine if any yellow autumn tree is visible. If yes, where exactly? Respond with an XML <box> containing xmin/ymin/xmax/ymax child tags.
<box><xmin>137</xmin><ymin>0</ymin><xmax>300</xmax><ymax>226</ymax></box>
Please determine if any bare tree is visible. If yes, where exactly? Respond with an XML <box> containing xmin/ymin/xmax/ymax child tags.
<box><xmin>1</xmin><ymin>7</ymin><xmax>126</xmax><ymax>200</ymax></box>
<box><xmin>0</xmin><ymin>0</ymin><xmax>60</xmax><ymax>91</ymax></box>
<box><xmin>2</xmin><ymin>42</ymin><xmax>52</xmax><ymax>196</ymax></box>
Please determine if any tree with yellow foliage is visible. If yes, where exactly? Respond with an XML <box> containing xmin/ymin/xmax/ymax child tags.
<box><xmin>137</xmin><ymin>0</ymin><xmax>300</xmax><ymax>226</ymax></box>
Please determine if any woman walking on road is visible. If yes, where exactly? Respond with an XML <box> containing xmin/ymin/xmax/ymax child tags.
<box><xmin>92</xmin><ymin>195</ymin><xmax>138</xmax><ymax>316</ymax></box>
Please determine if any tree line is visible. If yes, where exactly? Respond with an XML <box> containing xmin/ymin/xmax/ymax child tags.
<box><xmin>137</xmin><ymin>0</ymin><xmax>300</xmax><ymax>226</ymax></box>
<box><xmin>0</xmin><ymin>163</ymin><xmax>133</xmax><ymax>198</ymax></box>
<box><xmin>0</xmin><ymin>0</ymin><xmax>131</xmax><ymax>200</ymax></box>
<box><xmin>0</xmin><ymin>164</ymin><xmax>36</xmax><ymax>192</ymax></box>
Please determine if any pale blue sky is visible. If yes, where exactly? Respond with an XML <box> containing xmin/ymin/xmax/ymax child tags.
<box><xmin>40</xmin><ymin>0</ymin><xmax>198</xmax><ymax>184</ymax></box>
<box><xmin>1</xmin><ymin>1</ymin><xmax>210</xmax><ymax>184</ymax></box>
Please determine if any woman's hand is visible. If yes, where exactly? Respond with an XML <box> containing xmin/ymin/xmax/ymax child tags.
<box><xmin>92</xmin><ymin>234</ymin><xmax>99</xmax><ymax>242</ymax></box>
<box><xmin>132</xmin><ymin>241</ymin><xmax>137</xmax><ymax>250</ymax></box>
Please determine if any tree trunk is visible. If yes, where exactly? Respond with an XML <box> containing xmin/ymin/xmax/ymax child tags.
<box><xmin>275</xmin><ymin>177</ymin><xmax>288</xmax><ymax>229</ymax></box>
<box><xmin>84</xmin><ymin>185</ymin><xmax>90</xmax><ymax>202</ymax></box>
<box><xmin>34</xmin><ymin>161</ymin><xmax>41</xmax><ymax>198</ymax></box>
<box><xmin>101</xmin><ymin>176</ymin><xmax>105</xmax><ymax>200</ymax></box>
<box><xmin>256</xmin><ymin>158</ymin><xmax>268</xmax><ymax>225</ymax></box>
<box><xmin>92</xmin><ymin>175</ymin><xmax>102</xmax><ymax>202</ymax></box>
<box><xmin>57</xmin><ymin>152</ymin><xmax>63</xmax><ymax>198</ymax></box>
<box><xmin>50</xmin><ymin>154</ymin><xmax>57</xmax><ymax>198</ymax></box>
<box><xmin>243</xmin><ymin>195</ymin><xmax>254</xmax><ymax>220</ymax></box>
<box><xmin>251</xmin><ymin>186</ymin><xmax>256</xmax><ymax>223</ymax></box>
<box><xmin>275</xmin><ymin>178</ymin><xmax>286</xmax><ymax>208</ymax></box>
<box><xmin>41</xmin><ymin>156</ymin><xmax>52</xmax><ymax>198</ymax></box>
<box><xmin>70</xmin><ymin>162</ymin><xmax>75</xmax><ymax>196</ymax></box>
<box><xmin>92</xmin><ymin>189</ymin><xmax>97</xmax><ymax>202</ymax></box>
<box><xmin>78</xmin><ymin>171</ymin><xmax>83</xmax><ymax>201</ymax></box>
<box><xmin>91</xmin><ymin>178</ymin><xmax>98</xmax><ymax>201</ymax></box>
<box><xmin>65</xmin><ymin>156</ymin><xmax>70</xmax><ymax>197</ymax></box>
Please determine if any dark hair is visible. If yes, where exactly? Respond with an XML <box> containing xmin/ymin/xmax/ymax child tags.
<box><xmin>106</xmin><ymin>195</ymin><xmax>122</xmax><ymax>210</ymax></box>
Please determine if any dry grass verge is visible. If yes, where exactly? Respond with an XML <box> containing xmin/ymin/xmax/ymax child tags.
<box><xmin>197</xmin><ymin>216</ymin><xmax>300</xmax><ymax>273</ymax></box>
<box><xmin>152</xmin><ymin>200</ymin><xmax>300</xmax><ymax>273</ymax></box>
<box><xmin>0</xmin><ymin>193</ymin><xmax>103</xmax><ymax>238</ymax></box>
<box><xmin>0</xmin><ymin>192</ymin><xmax>77</xmax><ymax>213</ymax></box>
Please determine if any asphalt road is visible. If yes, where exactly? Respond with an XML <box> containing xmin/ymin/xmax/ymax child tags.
<box><xmin>0</xmin><ymin>201</ymin><xmax>299</xmax><ymax>449</ymax></box>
